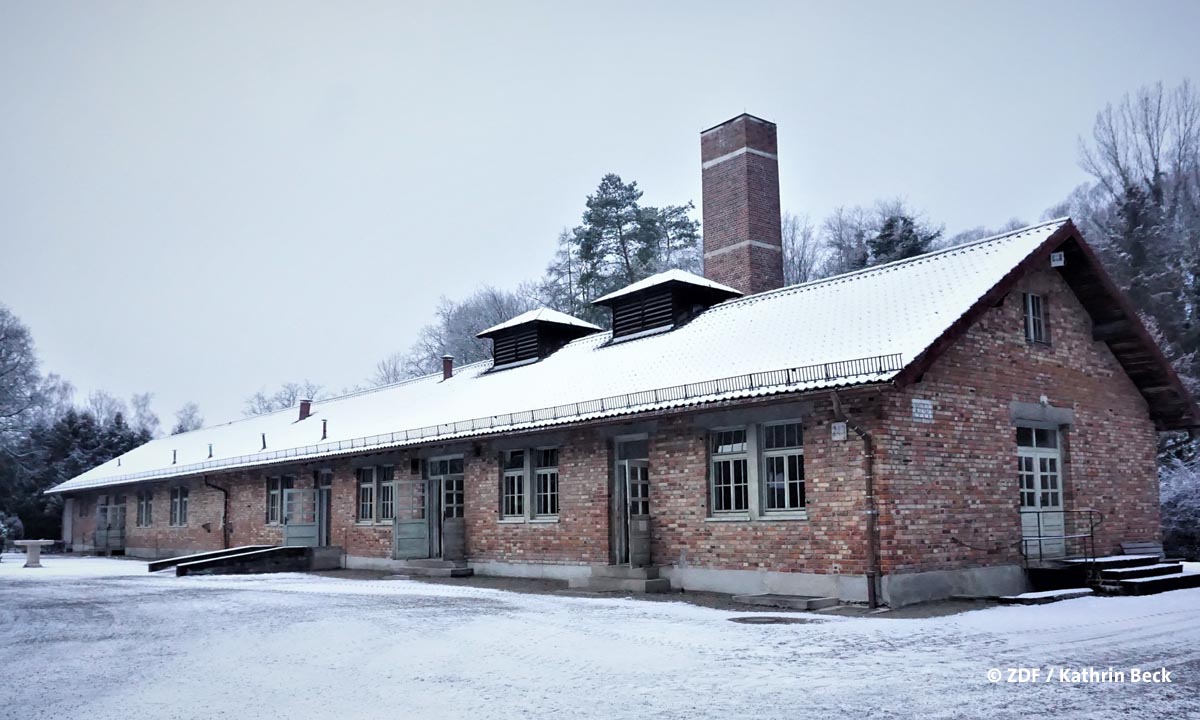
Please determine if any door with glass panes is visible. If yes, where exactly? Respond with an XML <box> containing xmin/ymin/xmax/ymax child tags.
<box><xmin>611</xmin><ymin>438</ymin><xmax>650</xmax><ymax>566</ymax></box>
<box><xmin>1017</xmin><ymin>426</ymin><xmax>1065</xmax><ymax>560</ymax></box>
<box><xmin>393</xmin><ymin>456</ymin><xmax>463</xmax><ymax>560</ymax></box>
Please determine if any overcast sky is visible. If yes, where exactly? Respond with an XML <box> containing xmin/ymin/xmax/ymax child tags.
<box><xmin>2</xmin><ymin>1</ymin><xmax>1198</xmax><ymax>428</ymax></box>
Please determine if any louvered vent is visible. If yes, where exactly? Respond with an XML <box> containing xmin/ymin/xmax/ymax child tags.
<box><xmin>491</xmin><ymin>327</ymin><xmax>539</xmax><ymax>366</ymax></box>
<box><xmin>611</xmin><ymin>290</ymin><xmax>675</xmax><ymax>338</ymax></box>
<box><xmin>477</xmin><ymin>308</ymin><xmax>601</xmax><ymax>371</ymax></box>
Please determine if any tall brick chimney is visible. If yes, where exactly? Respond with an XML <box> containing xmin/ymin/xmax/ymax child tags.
<box><xmin>700</xmin><ymin>113</ymin><xmax>784</xmax><ymax>294</ymax></box>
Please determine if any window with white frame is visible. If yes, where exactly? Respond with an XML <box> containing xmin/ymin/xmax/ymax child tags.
<box><xmin>762</xmin><ymin>423</ymin><xmax>805</xmax><ymax>512</ymax></box>
<box><xmin>1023</xmin><ymin>292</ymin><xmax>1048</xmax><ymax>344</ymax></box>
<box><xmin>534</xmin><ymin>448</ymin><xmax>559</xmax><ymax>517</ymax></box>
<box><xmin>356</xmin><ymin>465</ymin><xmax>395</xmax><ymax>523</ymax></box>
<box><xmin>377</xmin><ymin>465</ymin><xmax>396</xmax><ymax>522</ymax></box>
<box><xmin>136</xmin><ymin>490</ymin><xmax>153</xmax><ymax>527</ymax></box>
<box><xmin>265</xmin><ymin>475</ymin><xmax>295</xmax><ymax>525</ymax></box>
<box><xmin>501</xmin><ymin>450</ymin><xmax>526</xmax><ymax>518</ymax></box>
<box><xmin>710</xmin><ymin>429</ymin><xmax>749</xmax><ymax>513</ymax></box>
<box><xmin>357</xmin><ymin>467</ymin><xmax>375</xmax><ymax>522</ymax></box>
<box><xmin>169</xmin><ymin>486</ymin><xmax>189</xmax><ymax>527</ymax></box>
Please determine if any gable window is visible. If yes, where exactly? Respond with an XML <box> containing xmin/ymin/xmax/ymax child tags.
<box><xmin>710</xmin><ymin>429</ymin><xmax>749</xmax><ymax>513</ymax></box>
<box><xmin>136</xmin><ymin>491</ymin><xmax>153</xmax><ymax>527</ymax></box>
<box><xmin>265</xmin><ymin>475</ymin><xmax>295</xmax><ymax>525</ymax></box>
<box><xmin>501</xmin><ymin>450</ymin><xmax>526</xmax><ymax>519</ymax></box>
<box><xmin>534</xmin><ymin>448</ymin><xmax>560</xmax><ymax>518</ymax></box>
<box><xmin>762</xmin><ymin>423</ymin><xmax>805</xmax><ymax>512</ymax></box>
<box><xmin>1023</xmin><ymin>292</ymin><xmax>1049</xmax><ymax>344</ymax></box>
<box><xmin>169</xmin><ymin>486</ymin><xmax>189</xmax><ymax>527</ymax></box>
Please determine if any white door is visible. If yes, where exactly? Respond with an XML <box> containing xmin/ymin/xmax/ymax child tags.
<box><xmin>1017</xmin><ymin>426</ymin><xmax>1065</xmax><ymax>560</ymax></box>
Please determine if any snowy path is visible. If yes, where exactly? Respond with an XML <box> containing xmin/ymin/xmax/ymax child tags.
<box><xmin>1</xmin><ymin>556</ymin><xmax>1197</xmax><ymax>720</ymax></box>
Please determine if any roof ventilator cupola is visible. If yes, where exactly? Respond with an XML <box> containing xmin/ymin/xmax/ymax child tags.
<box><xmin>592</xmin><ymin>269</ymin><xmax>742</xmax><ymax>340</ymax></box>
<box><xmin>477</xmin><ymin>308</ymin><xmax>601</xmax><ymax>370</ymax></box>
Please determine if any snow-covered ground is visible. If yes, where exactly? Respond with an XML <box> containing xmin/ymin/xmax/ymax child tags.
<box><xmin>1</xmin><ymin>555</ymin><xmax>1197</xmax><ymax>720</ymax></box>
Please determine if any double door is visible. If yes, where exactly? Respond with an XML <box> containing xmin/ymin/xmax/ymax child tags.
<box><xmin>394</xmin><ymin>457</ymin><xmax>464</xmax><ymax>560</ymax></box>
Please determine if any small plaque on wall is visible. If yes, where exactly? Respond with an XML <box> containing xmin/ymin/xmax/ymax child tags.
<box><xmin>831</xmin><ymin>421</ymin><xmax>848</xmax><ymax>442</ymax></box>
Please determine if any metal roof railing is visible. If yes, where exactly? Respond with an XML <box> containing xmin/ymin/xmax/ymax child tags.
<box><xmin>53</xmin><ymin>352</ymin><xmax>905</xmax><ymax>491</ymax></box>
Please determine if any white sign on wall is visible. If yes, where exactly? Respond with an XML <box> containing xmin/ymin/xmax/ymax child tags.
<box><xmin>831</xmin><ymin>421</ymin><xmax>848</xmax><ymax>442</ymax></box>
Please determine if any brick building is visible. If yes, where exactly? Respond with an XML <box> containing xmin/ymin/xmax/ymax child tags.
<box><xmin>48</xmin><ymin>114</ymin><xmax>1199</xmax><ymax>606</ymax></box>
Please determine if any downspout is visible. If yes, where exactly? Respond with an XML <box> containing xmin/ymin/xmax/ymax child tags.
<box><xmin>831</xmin><ymin>390</ymin><xmax>880</xmax><ymax>609</ymax></box>
<box><xmin>203</xmin><ymin>475</ymin><xmax>230</xmax><ymax>549</ymax></box>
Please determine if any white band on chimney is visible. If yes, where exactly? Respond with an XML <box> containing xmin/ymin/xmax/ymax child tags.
<box><xmin>703</xmin><ymin>239</ymin><xmax>784</xmax><ymax>259</ymax></box>
<box><xmin>701</xmin><ymin>146</ymin><xmax>778</xmax><ymax>170</ymax></box>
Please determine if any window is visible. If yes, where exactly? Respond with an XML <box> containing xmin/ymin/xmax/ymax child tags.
<box><xmin>169</xmin><ymin>486</ymin><xmax>189</xmax><ymax>527</ymax></box>
<box><xmin>136</xmin><ymin>491</ymin><xmax>153</xmax><ymax>527</ymax></box>
<box><xmin>762</xmin><ymin>423</ymin><xmax>805</xmax><ymax>512</ymax></box>
<box><xmin>534</xmin><ymin>448</ymin><xmax>559</xmax><ymax>517</ymax></box>
<box><xmin>357</xmin><ymin>467</ymin><xmax>376</xmax><ymax>522</ymax></box>
<box><xmin>504</xmin><ymin>451</ymin><xmax>528</xmax><ymax>518</ymax></box>
<box><xmin>1023</xmin><ymin>292</ymin><xmax>1048</xmax><ymax>344</ymax></box>
<box><xmin>501</xmin><ymin>450</ymin><xmax>526</xmax><ymax>518</ymax></box>
<box><xmin>428</xmin><ymin>457</ymin><xmax>465</xmax><ymax>519</ymax></box>
<box><xmin>710</xmin><ymin>429</ymin><xmax>749</xmax><ymax>513</ymax></box>
<box><xmin>78</xmin><ymin>498</ymin><xmax>88</xmax><ymax>518</ymax></box>
<box><xmin>265</xmin><ymin>475</ymin><xmax>295</xmax><ymax>525</ymax></box>
<box><xmin>356</xmin><ymin>465</ymin><xmax>396</xmax><ymax>523</ymax></box>
<box><xmin>444</xmin><ymin>475</ymin><xmax>464</xmax><ymax>519</ymax></box>
<box><xmin>377</xmin><ymin>466</ymin><xmax>396</xmax><ymax>522</ymax></box>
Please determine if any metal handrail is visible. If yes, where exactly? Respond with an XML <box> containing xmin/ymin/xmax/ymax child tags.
<box><xmin>1020</xmin><ymin>508</ymin><xmax>1105</xmax><ymax>566</ymax></box>
<box><xmin>57</xmin><ymin>353</ymin><xmax>905</xmax><ymax>490</ymax></box>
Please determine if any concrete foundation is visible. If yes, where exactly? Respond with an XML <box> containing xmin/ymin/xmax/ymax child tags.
<box><xmin>882</xmin><ymin>565</ymin><xmax>1028</xmax><ymax>607</ymax></box>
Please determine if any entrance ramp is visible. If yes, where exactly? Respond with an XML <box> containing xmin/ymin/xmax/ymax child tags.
<box><xmin>147</xmin><ymin>545</ymin><xmax>273</xmax><ymax>572</ymax></box>
<box><xmin>173</xmin><ymin>545</ymin><xmax>344</xmax><ymax>577</ymax></box>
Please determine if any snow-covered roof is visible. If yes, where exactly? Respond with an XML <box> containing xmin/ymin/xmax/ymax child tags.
<box><xmin>476</xmin><ymin>308</ymin><xmax>601</xmax><ymax>338</ymax></box>
<box><xmin>591</xmin><ymin>269</ymin><xmax>741</xmax><ymax>304</ymax></box>
<box><xmin>48</xmin><ymin>219</ymin><xmax>1073</xmax><ymax>494</ymax></box>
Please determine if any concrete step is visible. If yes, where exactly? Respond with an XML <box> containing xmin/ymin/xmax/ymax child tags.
<box><xmin>310</xmin><ymin>546</ymin><xmax>344</xmax><ymax>571</ymax></box>
<box><xmin>403</xmin><ymin>558</ymin><xmax>468</xmax><ymax>569</ymax></box>
<box><xmin>998</xmin><ymin>588</ymin><xmax>1093</xmax><ymax>605</ymax></box>
<box><xmin>1060</xmin><ymin>554</ymin><xmax>1161</xmax><ymax>570</ymax></box>
<box><xmin>732</xmin><ymin>593</ymin><xmax>839</xmax><ymax>611</ymax></box>
<box><xmin>388</xmin><ymin>566</ymin><xmax>474</xmax><ymax>578</ymax></box>
<box><xmin>1099</xmin><ymin>563</ymin><xmax>1182</xmax><ymax>581</ymax></box>
<box><xmin>568</xmin><ymin>576</ymin><xmax>672</xmax><ymax>593</ymax></box>
<box><xmin>589</xmin><ymin>565</ymin><xmax>660</xmax><ymax>580</ymax></box>
<box><xmin>1112</xmin><ymin>571</ymin><xmax>1200</xmax><ymax>596</ymax></box>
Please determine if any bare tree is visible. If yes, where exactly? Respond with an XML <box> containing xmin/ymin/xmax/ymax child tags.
<box><xmin>0</xmin><ymin>305</ymin><xmax>41</xmax><ymax>431</ymax></box>
<box><xmin>171</xmin><ymin>402</ymin><xmax>204</xmax><ymax>435</ymax></box>
<box><xmin>781</xmin><ymin>212</ymin><xmax>822</xmax><ymax>285</ymax></box>
<box><xmin>86</xmin><ymin>390</ymin><xmax>125</xmax><ymax>427</ymax></box>
<box><xmin>129</xmin><ymin>392</ymin><xmax>160</xmax><ymax>437</ymax></box>
<box><xmin>371</xmin><ymin>352</ymin><xmax>408</xmax><ymax>387</ymax></box>
<box><xmin>243</xmin><ymin>381</ymin><xmax>325</xmax><ymax>416</ymax></box>
<box><xmin>376</xmin><ymin>284</ymin><xmax>541</xmax><ymax>381</ymax></box>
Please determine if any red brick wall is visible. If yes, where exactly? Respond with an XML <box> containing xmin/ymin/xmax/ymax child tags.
<box><xmin>466</xmin><ymin>429</ymin><xmax>611</xmax><ymax>565</ymax></box>
<box><xmin>647</xmin><ymin>406</ymin><xmax>872</xmax><ymax>574</ymax></box>
<box><xmin>700</xmin><ymin>114</ymin><xmax>784</xmax><ymax>294</ymax></box>
<box><xmin>876</xmin><ymin>266</ymin><xmax>1159</xmax><ymax>574</ymax></box>
<box><xmin>65</xmin><ymin>264</ymin><xmax>1161</xmax><ymax>580</ymax></box>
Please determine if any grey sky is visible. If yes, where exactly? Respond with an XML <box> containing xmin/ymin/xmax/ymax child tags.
<box><xmin>2</xmin><ymin>1</ymin><xmax>1198</xmax><ymax>427</ymax></box>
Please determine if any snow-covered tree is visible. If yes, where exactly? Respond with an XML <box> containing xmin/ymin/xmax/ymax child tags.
<box><xmin>782</xmin><ymin>212</ymin><xmax>823</xmax><ymax>285</ymax></box>
<box><xmin>1161</xmin><ymin>454</ymin><xmax>1200</xmax><ymax>559</ymax></box>
<box><xmin>0</xmin><ymin>305</ymin><xmax>42</xmax><ymax>436</ymax></box>
<box><xmin>171</xmin><ymin>402</ymin><xmax>204</xmax><ymax>434</ymax></box>
<box><xmin>243</xmin><ymin>381</ymin><xmax>325</xmax><ymax>416</ymax></box>
<box><xmin>542</xmin><ymin>174</ymin><xmax>700</xmax><ymax>325</ymax></box>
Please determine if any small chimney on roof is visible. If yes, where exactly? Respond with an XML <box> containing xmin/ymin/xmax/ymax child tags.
<box><xmin>298</xmin><ymin>398</ymin><xmax>312</xmax><ymax>421</ymax></box>
<box><xmin>442</xmin><ymin>354</ymin><xmax>454</xmax><ymax>381</ymax></box>
<box><xmin>700</xmin><ymin>113</ymin><xmax>784</xmax><ymax>295</ymax></box>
